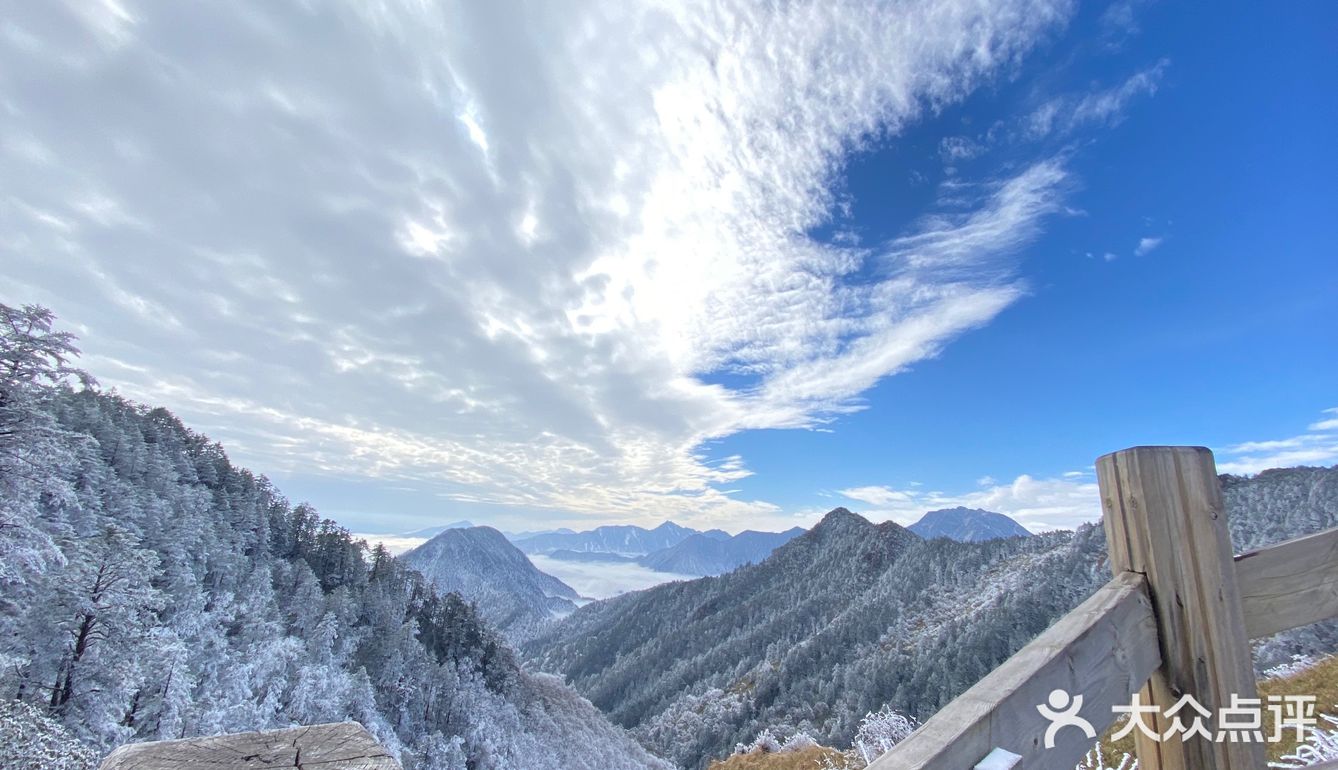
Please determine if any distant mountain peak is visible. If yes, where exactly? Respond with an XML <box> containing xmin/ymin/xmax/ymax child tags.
<box><xmin>908</xmin><ymin>507</ymin><xmax>1030</xmax><ymax>542</ymax></box>
<box><xmin>635</xmin><ymin>526</ymin><xmax>806</xmax><ymax>577</ymax></box>
<box><xmin>814</xmin><ymin>507</ymin><xmax>866</xmax><ymax>529</ymax></box>
<box><xmin>402</xmin><ymin>525</ymin><xmax>579</xmax><ymax>641</ymax></box>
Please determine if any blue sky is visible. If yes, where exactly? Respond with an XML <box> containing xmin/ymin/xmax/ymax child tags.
<box><xmin>710</xmin><ymin>2</ymin><xmax>1338</xmax><ymax>523</ymax></box>
<box><xmin>1</xmin><ymin>0</ymin><xmax>1334</xmax><ymax>535</ymax></box>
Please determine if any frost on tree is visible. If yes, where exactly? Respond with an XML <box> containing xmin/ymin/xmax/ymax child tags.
<box><xmin>0</xmin><ymin>303</ymin><xmax>670</xmax><ymax>770</ymax></box>
<box><xmin>0</xmin><ymin>697</ymin><xmax>100</xmax><ymax>770</ymax></box>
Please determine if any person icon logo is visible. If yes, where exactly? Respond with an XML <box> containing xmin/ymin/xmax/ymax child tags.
<box><xmin>1036</xmin><ymin>689</ymin><xmax>1096</xmax><ymax>749</ymax></box>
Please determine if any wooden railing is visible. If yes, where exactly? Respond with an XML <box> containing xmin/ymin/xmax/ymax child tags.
<box><xmin>874</xmin><ymin>446</ymin><xmax>1338</xmax><ymax>770</ymax></box>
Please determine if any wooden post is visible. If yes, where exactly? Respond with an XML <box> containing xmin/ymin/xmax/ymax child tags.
<box><xmin>1096</xmin><ymin>446</ymin><xmax>1263</xmax><ymax>770</ymax></box>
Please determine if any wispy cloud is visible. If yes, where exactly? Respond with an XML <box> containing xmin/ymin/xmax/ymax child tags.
<box><xmin>1134</xmin><ymin>236</ymin><xmax>1164</xmax><ymax>256</ymax></box>
<box><xmin>1217</xmin><ymin>407</ymin><xmax>1338</xmax><ymax>475</ymax></box>
<box><xmin>1308</xmin><ymin>408</ymin><xmax>1338</xmax><ymax>432</ymax></box>
<box><xmin>838</xmin><ymin>486</ymin><xmax>915</xmax><ymax>506</ymax></box>
<box><xmin>1</xmin><ymin>0</ymin><xmax>1079</xmax><ymax>531</ymax></box>
<box><xmin>1026</xmin><ymin>60</ymin><xmax>1169</xmax><ymax>139</ymax></box>
<box><xmin>940</xmin><ymin>59</ymin><xmax>1168</xmax><ymax>167</ymax></box>
<box><xmin>1100</xmin><ymin>0</ymin><xmax>1154</xmax><ymax>44</ymax></box>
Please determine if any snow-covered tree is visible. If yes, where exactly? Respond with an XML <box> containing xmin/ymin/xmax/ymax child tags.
<box><xmin>0</xmin><ymin>697</ymin><xmax>100</xmax><ymax>770</ymax></box>
<box><xmin>0</xmin><ymin>304</ymin><xmax>670</xmax><ymax>769</ymax></box>
<box><xmin>1076</xmin><ymin>744</ymin><xmax>1138</xmax><ymax>770</ymax></box>
<box><xmin>852</xmin><ymin>704</ymin><xmax>917</xmax><ymax>764</ymax></box>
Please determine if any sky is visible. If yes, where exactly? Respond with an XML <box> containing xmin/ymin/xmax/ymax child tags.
<box><xmin>1</xmin><ymin>0</ymin><xmax>1334</xmax><ymax>535</ymax></box>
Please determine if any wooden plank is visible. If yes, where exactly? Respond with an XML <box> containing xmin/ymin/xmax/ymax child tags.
<box><xmin>868</xmin><ymin>572</ymin><xmax>1161</xmax><ymax>770</ymax></box>
<box><xmin>1235</xmin><ymin>526</ymin><xmax>1338</xmax><ymax>639</ymax></box>
<box><xmin>99</xmin><ymin>722</ymin><xmax>399</xmax><ymax>770</ymax></box>
<box><xmin>1097</xmin><ymin>446</ymin><xmax>1264</xmax><ymax>770</ymax></box>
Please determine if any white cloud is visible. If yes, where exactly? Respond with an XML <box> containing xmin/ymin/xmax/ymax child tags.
<box><xmin>1135</xmin><ymin>236</ymin><xmax>1164</xmax><ymax>256</ymax></box>
<box><xmin>1</xmin><ymin>0</ymin><xmax>1077</xmax><ymax>531</ymax></box>
<box><xmin>1217</xmin><ymin>407</ymin><xmax>1338</xmax><ymax>475</ymax></box>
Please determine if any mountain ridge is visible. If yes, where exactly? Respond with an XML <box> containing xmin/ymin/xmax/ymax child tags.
<box><xmin>514</xmin><ymin>521</ymin><xmax>699</xmax><ymax>556</ymax></box>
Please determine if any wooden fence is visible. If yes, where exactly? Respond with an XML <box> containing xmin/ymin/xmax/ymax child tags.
<box><xmin>873</xmin><ymin>445</ymin><xmax>1338</xmax><ymax>770</ymax></box>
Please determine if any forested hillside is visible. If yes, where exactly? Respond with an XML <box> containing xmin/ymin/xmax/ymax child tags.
<box><xmin>527</xmin><ymin>509</ymin><xmax>1108</xmax><ymax>768</ymax></box>
<box><xmin>0</xmin><ymin>304</ymin><xmax>668</xmax><ymax>770</ymax></box>
<box><xmin>529</xmin><ymin>473</ymin><xmax>1338</xmax><ymax>769</ymax></box>
<box><xmin>1225</xmin><ymin>466</ymin><xmax>1338</xmax><ymax>668</ymax></box>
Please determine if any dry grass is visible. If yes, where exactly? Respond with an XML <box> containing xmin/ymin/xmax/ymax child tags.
<box><xmin>1100</xmin><ymin>654</ymin><xmax>1338</xmax><ymax>763</ymax></box>
<box><xmin>706</xmin><ymin>746</ymin><xmax>851</xmax><ymax>770</ymax></box>
<box><xmin>1259</xmin><ymin>654</ymin><xmax>1338</xmax><ymax>761</ymax></box>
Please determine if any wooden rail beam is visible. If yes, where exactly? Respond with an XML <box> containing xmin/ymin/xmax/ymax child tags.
<box><xmin>868</xmin><ymin>572</ymin><xmax>1160</xmax><ymax>770</ymax></box>
<box><xmin>1097</xmin><ymin>446</ymin><xmax>1264</xmax><ymax>770</ymax></box>
<box><xmin>1235</xmin><ymin>526</ymin><xmax>1338</xmax><ymax>639</ymax></box>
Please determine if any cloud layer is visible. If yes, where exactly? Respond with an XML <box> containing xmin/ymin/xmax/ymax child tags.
<box><xmin>2</xmin><ymin>0</ymin><xmax>1081</xmax><ymax>529</ymax></box>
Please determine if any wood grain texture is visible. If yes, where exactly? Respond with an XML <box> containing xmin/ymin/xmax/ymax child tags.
<box><xmin>1098</xmin><ymin>446</ymin><xmax>1264</xmax><ymax>770</ymax></box>
<box><xmin>1235</xmin><ymin>526</ymin><xmax>1338</xmax><ymax>639</ymax></box>
<box><xmin>868</xmin><ymin>572</ymin><xmax>1160</xmax><ymax>770</ymax></box>
<box><xmin>98</xmin><ymin>722</ymin><xmax>399</xmax><ymax>770</ymax></box>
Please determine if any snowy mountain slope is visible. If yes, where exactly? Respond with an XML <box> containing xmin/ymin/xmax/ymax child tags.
<box><xmin>907</xmin><ymin>507</ymin><xmax>1031</xmax><ymax>541</ymax></box>
<box><xmin>636</xmin><ymin>527</ymin><xmax>806</xmax><ymax>576</ymax></box>
<box><xmin>402</xmin><ymin>526</ymin><xmax>581</xmax><ymax>642</ymax></box>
